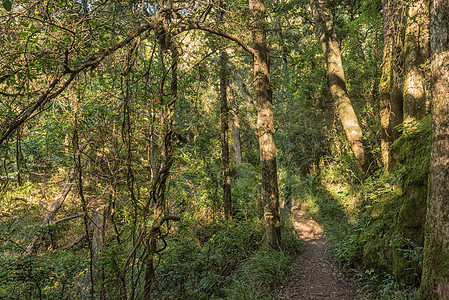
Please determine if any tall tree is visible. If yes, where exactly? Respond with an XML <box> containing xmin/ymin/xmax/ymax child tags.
<box><xmin>182</xmin><ymin>0</ymin><xmax>282</xmax><ymax>246</ymax></box>
<box><xmin>219</xmin><ymin>48</ymin><xmax>233</xmax><ymax>220</ymax></box>
<box><xmin>250</xmin><ymin>0</ymin><xmax>281</xmax><ymax>247</ymax></box>
<box><xmin>419</xmin><ymin>1</ymin><xmax>449</xmax><ymax>298</ymax></box>
<box><xmin>310</xmin><ymin>0</ymin><xmax>371</xmax><ymax>175</ymax></box>
<box><xmin>217</xmin><ymin>1</ymin><xmax>233</xmax><ymax>221</ymax></box>
<box><xmin>379</xmin><ymin>0</ymin><xmax>405</xmax><ymax>168</ymax></box>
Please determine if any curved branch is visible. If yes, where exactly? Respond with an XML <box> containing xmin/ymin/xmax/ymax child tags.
<box><xmin>173</xmin><ymin>21</ymin><xmax>256</xmax><ymax>57</ymax></box>
<box><xmin>0</xmin><ymin>73</ymin><xmax>74</xmax><ymax>146</ymax></box>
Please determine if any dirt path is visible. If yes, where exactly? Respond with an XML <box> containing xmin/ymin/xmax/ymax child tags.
<box><xmin>275</xmin><ymin>205</ymin><xmax>366</xmax><ymax>300</ymax></box>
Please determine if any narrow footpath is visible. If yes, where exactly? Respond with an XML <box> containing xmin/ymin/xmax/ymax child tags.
<box><xmin>275</xmin><ymin>204</ymin><xmax>366</xmax><ymax>299</ymax></box>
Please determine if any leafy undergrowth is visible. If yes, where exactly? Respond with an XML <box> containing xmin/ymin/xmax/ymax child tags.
<box><xmin>151</xmin><ymin>164</ymin><xmax>302</xmax><ymax>299</ymax></box>
<box><xmin>0</xmin><ymin>209</ymin><xmax>301</xmax><ymax>300</ymax></box>
<box><xmin>155</xmin><ymin>213</ymin><xmax>301</xmax><ymax>300</ymax></box>
<box><xmin>225</xmin><ymin>247</ymin><xmax>292</xmax><ymax>300</ymax></box>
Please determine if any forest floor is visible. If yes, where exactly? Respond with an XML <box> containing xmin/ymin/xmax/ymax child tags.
<box><xmin>274</xmin><ymin>203</ymin><xmax>367</xmax><ymax>300</ymax></box>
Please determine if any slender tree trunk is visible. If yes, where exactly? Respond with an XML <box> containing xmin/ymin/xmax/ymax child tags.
<box><xmin>231</xmin><ymin>115</ymin><xmax>243</xmax><ymax>164</ymax></box>
<box><xmin>15</xmin><ymin>126</ymin><xmax>22</xmax><ymax>186</ymax></box>
<box><xmin>379</xmin><ymin>0</ymin><xmax>405</xmax><ymax>168</ymax></box>
<box><xmin>310</xmin><ymin>0</ymin><xmax>371</xmax><ymax>175</ymax></box>
<box><xmin>219</xmin><ymin>48</ymin><xmax>233</xmax><ymax>220</ymax></box>
<box><xmin>228</xmin><ymin>62</ymin><xmax>259</xmax><ymax>140</ymax></box>
<box><xmin>229</xmin><ymin>62</ymin><xmax>256</xmax><ymax>110</ymax></box>
<box><xmin>92</xmin><ymin>206</ymin><xmax>105</xmax><ymax>291</ymax></box>
<box><xmin>229</xmin><ymin>85</ymin><xmax>243</xmax><ymax>165</ymax></box>
<box><xmin>403</xmin><ymin>0</ymin><xmax>429</xmax><ymax>126</ymax></box>
<box><xmin>250</xmin><ymin>0</ymin><xmax>281</xmax><ymax>248</ymax></box>
<box><xmin>419</xmin><ymin>1</ymin><xmax>449</xmax><ymax>299</ymax></box>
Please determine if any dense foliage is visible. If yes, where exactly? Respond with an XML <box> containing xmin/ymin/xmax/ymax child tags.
<box><xmin>0</xmin><ymin>0</ymin><xmax>443</xmax><ymax>299</ymax></box>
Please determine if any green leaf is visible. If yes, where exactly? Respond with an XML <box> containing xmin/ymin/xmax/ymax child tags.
<box><xmin>3</xmin><ymin>0</ymin><xmax>12</xmax><ymax>11</ymax></box>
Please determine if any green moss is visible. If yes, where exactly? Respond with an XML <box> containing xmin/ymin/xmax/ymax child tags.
<box><xmin>379</xmin><ymin>67</ymin><xmax>392</xmax><ymax>95</ymax></box>
<box><xmin>418</xmin><ymin>235</ymin><xmax>449</xmax><ymax>299</ymax></box>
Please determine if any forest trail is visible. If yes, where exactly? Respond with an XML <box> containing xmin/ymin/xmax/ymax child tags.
<box><xmin>275</xmin><ymin>204</ymin><xmax>366</xmax><ymax>300</ymax></box>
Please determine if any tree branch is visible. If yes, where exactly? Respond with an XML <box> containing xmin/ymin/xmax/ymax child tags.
<box><xmin>173</xmin><ymin>21</ymin><xmax>256</xmax><ymax>57</ymax></box>
<box><xmin>52</xmin><ymin>213</ymin><xmax>84</xmax><ymax>225</ymax></box>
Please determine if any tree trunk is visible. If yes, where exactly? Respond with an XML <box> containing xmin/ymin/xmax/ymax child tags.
<box><xmin>419</xmin><ymin>1</ymin><xmax>449</xmax><ymax>299</ymax></box>
<box><xmin>232</xmin><ymin>115</ymin><xmax>243</xmax><ymax>164</ymax></box>
<box><xmin>219</xmin><ymin>49</ymin><xmax>233</xmax><ymax>220</ymax></box>
<box><xmin>229</xmin><ymin>62</ymin><xmax>257</xmax><ymax>110</ymax></box>
<box><xmin>379</xmin><ymin>0</ymin><xmax>405</xmax><ymax>168</ymax></box>
<box><xmin>249</xmin><ymin>0</ymin><xmax>281</xmax><ymax>248</ymax></box>
<box><xmin>92</xmin><ymin>206</ymin><xmax>105</xmax><ymax>296</ymax></box>
<box><xmin>229</xmin><ymin>85</ymin><xmax>243</xmax><ymax>165</ymax></box>
<box><xmin>15</xmin><ymin>127</ymin><xmax>22</xmax><ymax>186</ymax></box>
<box><xmin>310</xmin><ymin>0</ymin><xmax>371</xmax><ymax>175</ymax></box>
<box><xmin>403</xmin><ymin>0</ymin><xmax>429</xmax><ymax>126</ymax></box>
<box><xmin>228</xmin><ymin>62</ymin><xmax>259</xmax><ymax>140</ymax></box>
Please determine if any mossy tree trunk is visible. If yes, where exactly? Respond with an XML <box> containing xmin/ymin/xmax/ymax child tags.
<box><xmin>310</xmin><ymin>0</ymin><xmax>371</xmax><ymax>175</ymax></box>
<box><xmin>419</xmin><ymin>1</ymin><xmax>449</xmax><ymax>299</ymax></box>
<box><xmin>379</xmin><ymin>0</ymin><xmax>405</xmax><ymax>168</ymax></box>
<box><xmin>250</xmin><ymin>0</ymin><xmax>281</xmax><ymax>248</ymax></box>
<box><xmin>403</xmin><ymin>0</ymin><xmax>429</xmax><ymax>127</ymax></box>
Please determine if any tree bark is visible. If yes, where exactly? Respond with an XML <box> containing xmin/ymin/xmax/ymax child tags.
<box><xmin>403</xmin><ymin>0</ymin><xmax>429</xmax><ymax>126</ymax></box>
<box><xmin>250</xmin><ymin>0</ymin><xmax>281</xmax><ymax>248</ymax></box>
<box><xmin>310</xmin><ymin>0</ymin><xmax>371</xmax><ymax>175</ymax></box>
<box><xmin>229</xmin><ymin>62</ymin><xmax>257</xmax><ymax>110</ymax></box>
<box><xmin>419</xmin><ymin>1</ymin><xmax>449</xmax><ymax>299</ymax></box>
<box><xmin>219</xmin><ymin>48</ymin><xmax>233</xmax><ymax>220</ymax></box>
<box><xmin>379</xmin><ymin>0</ymin><xmax>405</xmax><ymax>168</ymax></box>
